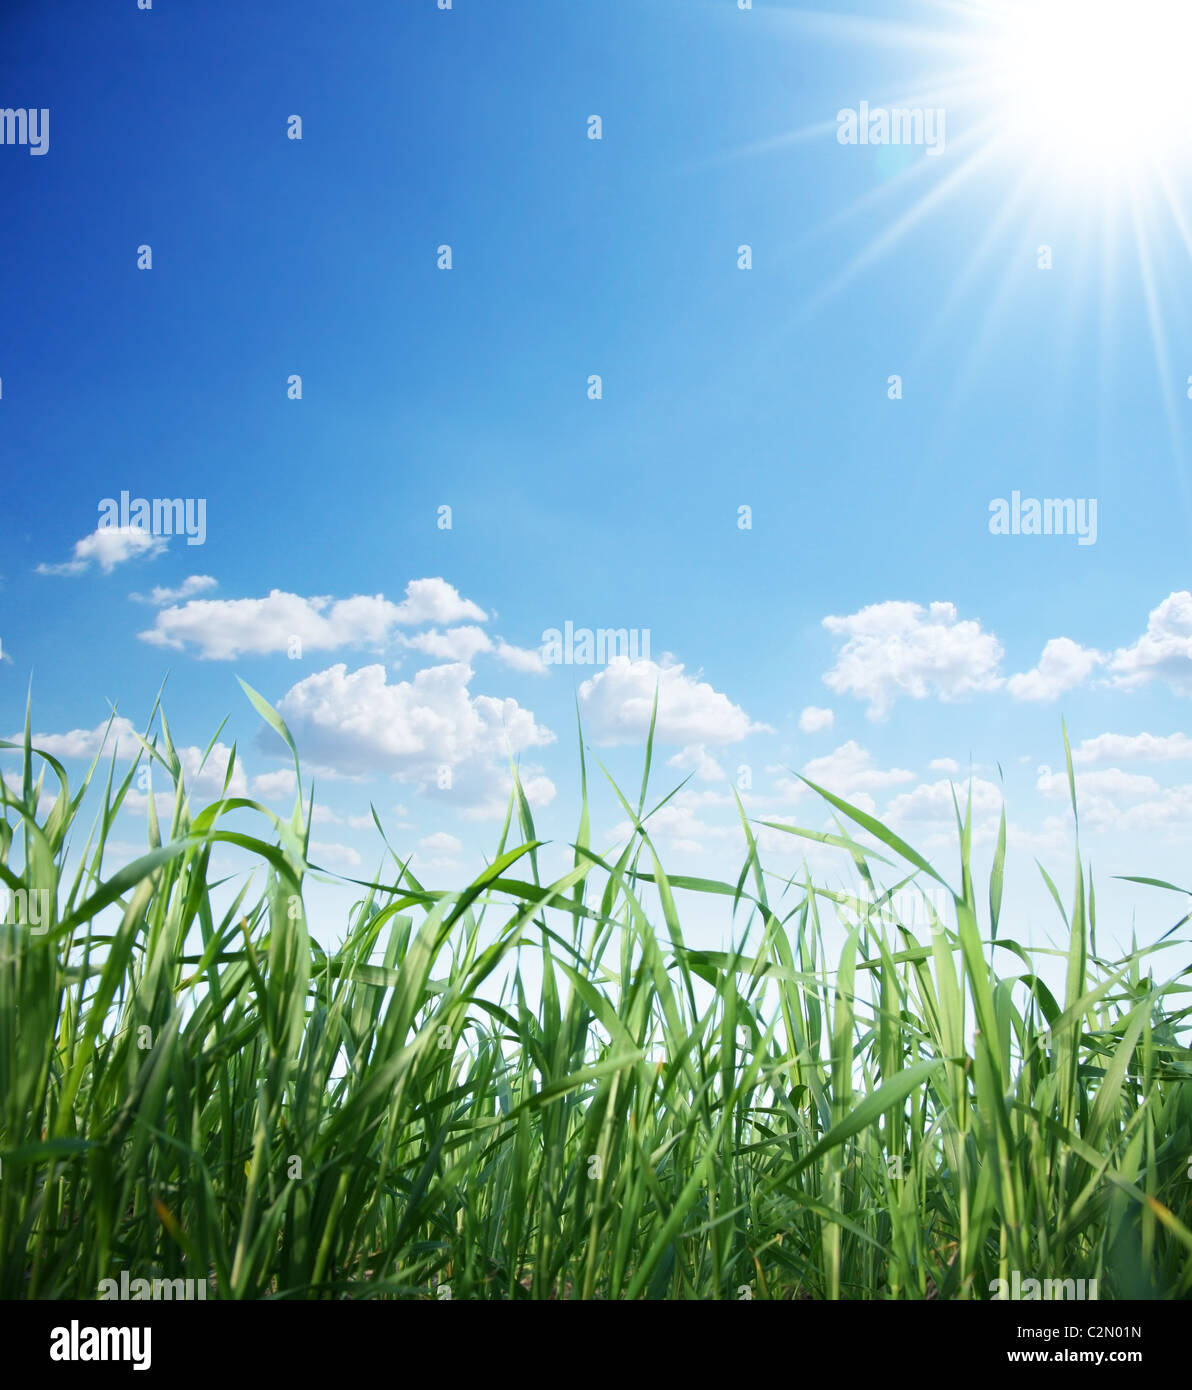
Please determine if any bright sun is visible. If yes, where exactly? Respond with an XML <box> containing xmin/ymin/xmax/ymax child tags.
<box><xmin>775</xmin><ymin>0</ymin><xmax>1192</xmax><ymax>354</ymax></box>
<box><xmin>997</xmin><ymin>0</ymin><xmax>1192</xmax><ymax>179</ymax></box>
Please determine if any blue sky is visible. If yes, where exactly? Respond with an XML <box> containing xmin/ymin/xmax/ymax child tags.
<box><xmin>3</xmin><ymin>0</ymin><xmax>1192</xmax><ymax>957</ymax></box>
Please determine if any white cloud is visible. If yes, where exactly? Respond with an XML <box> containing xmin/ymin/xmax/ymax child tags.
<box><xmin>752</xmin><ymin>816</ymin><xmax>857</xmax><ymax>868</ymax></box>
<box><xmin>579</xmin><ymin>657</ymin><xmax>767</xmax><ymax>746</ymax></box>
<box><xmin>493</xmin><ymin>639</ymin><xmax>548</xmax><ymax>674</ymax></box>
<box><xmin>6</xmin><ymin>716</ymin><xmax>139</xmax><ymax>760</ymax></box>
<box><xmin>1035</xmin><ymin>765</ymin><xmax>1159</xmax><ymax>803</ymax></box>
<box><xmin>2</xmin><ymin>721</ymin><xmax>252</xmax><ymax>814</ymax></box>
<box><xmin>400</xmin><ymin>626</ymin><xmax>547</xmax><ymax>675</ymax></box>
<box><xmin>268</xmin><ymin>661</ymin><xmax>556</xmax><ymax>820</ymax></box>
<box><xmin>393</xmin><ymin>578</ymin><xmax>488</xmax><ymax>626</ymax></box>
<box><xmin>309</xmin><ymin>840</ymin><xmax>363</xmax><ymax>868</ymax></box>
<box><xmin>798</xmin><ymin>706</ymin><xmax>835</xmax><ymax>733</ymax></box>
<box><xmin>139</xmin><ymin>578</ymin><xmax>487</xmax><ymax>660</ymax></box>
<box><xmin>1007</xmin><ymin>637</ymin><xmax>1103</xmax><ymax>701</ymax></box>
<box><xmin>801</xmin><ymin>741</ymin><xmax>915</xmax><ymax>798</ymax></box>
<box><xmin>176</xmin><ymin>742</ymin><xmax>248</xmax><ymax>798</ymax></box>
<box><xmin>929</xmin><ymin>757</ymin><xmax>960</xmax><ymax>774</ymax></box>
<box><xmin>133</xmin><ymin>575</ymin><xmax>218</xmax><ymax>605</ymax></box>
<box><xmin>1072</xmin><ymin>731</ymin><xmax>1192</xmax><ymax>765</ymax></box>
<box><xmin>608</xmin><ymin>790</ymin><xmax>738</xmax><ymax>855</ymax></box>
<box><xmin>402</xmin><ymin>626</ymin><xmax>492</xmax><ymax>664</ymax></box>
<box><xmin>417</xmin><ymin>831</ymin><xmax>463</xmax><ymax>855</ymax></box>
<box><xmin>884</xmin><ymin>776</ymin><xmax>1004</xmax><ymax>832</ymax></box>
<box><xmin>457</xmin><ymin>769</ymin><xmax>557</xmax><ymax>823</ymax></box>
<box><xmin>413</xmin><ymin>831</ymin><xmax>465</xmax><ymax>870</ymax></box>
<box><xmin>667</xmin><ymin>744</ymin><xmax>726</xmax><ymax>782</ymax></box>
<box><xmin>819</xmin><ymin>590</ymin><xmax>1192</xmax><ymax>715</ymax></box>
<box><xmin>251</xmin><ymin>769</ymin><xmax>297</xmax><ymax>799</ymax></box>
<box><xmin>1006</xmin><ymin>816</ymin><xmax>1073</xmax><ymax>858</ymax></box>
<box><xmin>822</xmin><ymin>600</ymin><xmax>1004</xmax><ymax>719</ymax></box>
<box><xmin>1031</xmin><ymin>763</ymin><xmax>1192</xmax><ymax>837</ymax></box>
<box><xmin>38</xmin><ymin>526</ymin><xmax>168</xmax><ymax>577</ymax></box>
<box><xmin>1108</xmin><ymin>591</ymin><xmax>1192</xmax><ymax>694</ymax></box>
<box><xmin>276</xmin><ymin>662</ymin><xmax>552</xmax><ymax>768</ymax></box>
<box><xmin>1111</xmin><ymin>785</ymin><xmax>1192</xmax><ymax>834</ymax></box>
<box><xmin>122</xmin><ymin>742</ymin><xmax>247</xmax><ymax>810</ymax></box>
<box><xmin>0</xmin><ymin>773</ymin><xmax>54</xmax><ymax>812</ymax></box>
<box><xmin>346</xmin><ymin>805</ymin><xmax>408</xmax><ymax>831</ymax></box>
<box><xmin>120</xmin><ymin>790</ymin><xmax>177</xmax><ymax>819</ymax></box>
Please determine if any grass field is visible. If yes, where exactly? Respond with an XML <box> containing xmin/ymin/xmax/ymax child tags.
<box><xmin>2</xmin><ymin>683</ymin><xmax>1190</xmax><ymax>1300</ymax></box>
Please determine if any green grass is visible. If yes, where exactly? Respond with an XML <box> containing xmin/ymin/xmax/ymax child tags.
<box><xmin>1</xmin><ymin>683</ymin><xmax>1190</xmax><ymax>1300</ymax></box>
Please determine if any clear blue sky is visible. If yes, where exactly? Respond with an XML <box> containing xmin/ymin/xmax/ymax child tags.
<box><xmin>3</xmin><ymin>0</ymin><xmax>1192</xmax><ymax>955</ymax></box>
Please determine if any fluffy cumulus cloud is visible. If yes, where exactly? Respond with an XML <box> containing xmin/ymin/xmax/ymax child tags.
<box><xmin>1031</xmin><ymin>761</ymin><xmax>1192</xmax><ymax>837</ymax></box>
<box><xmin>1036</xmin><ymin>765</ymin><xmax>1159</xmax><ymax>804</ymax></box>
<box><xmin>929</xmin><ymin>757</ymin><xmax>961</xmax><ymax>774</ymax></box>
<box><xmin>251</xmin><ymin>768</ymin><xmax>297</xmax><ymax>799</ymax></box>
<box><xmin>458</xmin><ymin>769</ymin><xmax>557</xmax><ymax>822</ymax></box>
<box><xmin>175</xmin><ymin>742</ymin><xmax>248</xmax><ymax>798</ymax></box>
<box><xmin>38</xmin><ymin>526</ymin><xmax>168</xmax><ymax>577</ymax></box>
<box><xmin>139</xmin><ymin>578</ymin><xmax>487</xmax><ymax>660</ymax></box>
<box><xmin>4</xmin><ymin>719</ymin><xmax>246</xmax><ymax>805</ymax></box>
<box><xmin>666</xmin><ymin>744</ymin><xmax>726</xmax><ymax>782</ymax></box>
<box><xmin>493</xmin><ymin>638</ymin><xmax>549</xmax><ymax>674</ymax></box>
<box><xmin>0</xmin><ymin>773</ymin><xmax>54</xmax><ymax>813</ymax></box>
<box><xmin>347</xmin><ymin>805</ymin><xmax>411</xmax><ymax>832</ymax></box>
<box><xmin>1108</xmin><ymin>591</ymin><xmax>1192</xmax><ymax>694</ymax></box>
<box><xmin>1071</xmin><ymin>731</ymin><xmax>1192</xmax><ymax>765</ymax></box>
<box><xmin>822</xmin><ymin>601</ymin><xmax>1004</xmax><ymax>719</ymax></box>
<box><xmin>764</xmin><ymin>743</ymin><xmax>913</xmax><ymax>820</ymax></box>
<box><xmin>132</xmin><ymin>575</ymin><xmax>218</xmax><ymax>605</ymax></box>
<box><xmin>1108</xmin><ymin>784</ymin><xmax>1192</xmax><ymax>835</ymax></box>
<box><xmin>266</xmin><ymin>660</ymin><xmax>556</xmax><ymax>819</ymax></box>
<box><xmin>798</xmin><ymin>706</ymin><xmax>835</xmax><ymax>733</ymax></box>
<box><xmin>401</xmin><ymin>626</ymin><xmax>546</xmax><ymax>673</ymax></box>
<box><xmin>276</xmin><ymin>662</ymin><xmax>551</xmax><ymax>767</ymax></box>
<box><xmin>1006</xmin><ymin>637</ymin><xmax>1103</xmax><ymax>701</ymax></box>
<box><xmin>402</xmin><ymin>626</ymin><xmax>492</xmax><ymax>665</ymax></box>
<box><xmin>6</xmin><ymin>716</ymin><xmax>140</xmax><ymax>760</ymax></box>
<box><xmin>607</xmin><ymin>789</ymin><xmax>739</xmax><ymax>856</ymax></box>
<box><xmin>417</xmin><ymin>831</ymin><xmax>463</xmax><ymax>856</ymax></box>
<box><xmin>122</xmin><ymin>741</ymin><xmax>248</xmax><ymax>813</ymax></box>
<box><xmin>883</xmin><ymin>776</ymin><xmax>1005</xmax><ymax>841</ymax></box>
<box><xmin>801</xmin><ymin>741</ymin><xmax>915</xmax><ymax>798</ymax></box>
<box><xmin>413</xmin><ymin>831</ymin><xmax>464</xmax><ymax>869</ymax></box>
<box><xmin>309</xmin><ymin>841</ymin><xmax>363</xmax><ymax>868</ymax></box>
<box><xmin>1002</xmin><ymin>590</ymin><xmax>1192</xmax><ymax>702</ymax></box>
<box><xmin>578</xmin><ymin>657</ymin><xmax>767</xmax><ymax>746</ymax></box>
<box><xmin>819</xmin><ymin>596</ymin><xmax>1171</xmax><ymax>713</ymax></box>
